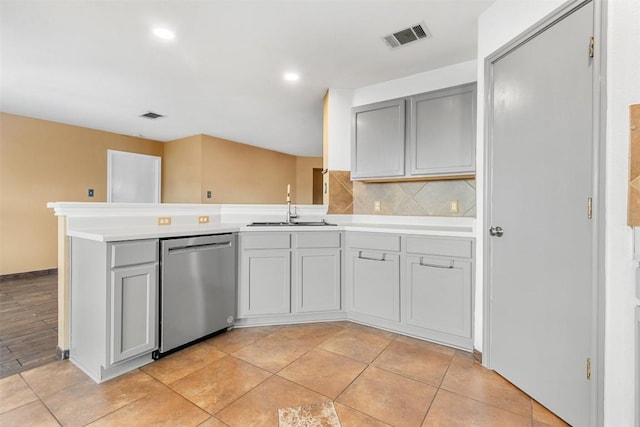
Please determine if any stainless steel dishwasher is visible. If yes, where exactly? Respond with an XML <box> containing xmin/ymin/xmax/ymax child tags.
<box><xmin>156</xmin><ymin>233</ymin><xmax>236</xmax><ymax>357</ymax></box>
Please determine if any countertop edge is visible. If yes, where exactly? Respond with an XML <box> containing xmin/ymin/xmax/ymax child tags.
<box><xmin>68</xmin><ymin>223</ymin><xmax>475</xmax><ymax>242</ymax></box>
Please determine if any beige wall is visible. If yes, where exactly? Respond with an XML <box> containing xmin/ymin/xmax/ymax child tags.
<box><xmin>295</xmin><ymin>156</ymin><xmax>323</xmax><ymax>204</ymax></box>
<box><xmin>162</xmin><ymin>135</ymin><xmax>202</xmax><ymax>203</ymax></box>
<box><xmin>1</xmin><ymin>113</ymin><xmax>321</xmax><ymax>274</ymax></box>
<box><xmin>202</xmin><ymin>135</ymin><xmax>299</xmax><ymax>204</ymax></box>
<box><xmin>164</xmin><ymin>134</ymin><xmax>317</xmax><ymax>204</ymax></box>
<box><xmin>0</xmin><ymin>113</ymin><xmax>164</xmax><ymax>275</ymax></box>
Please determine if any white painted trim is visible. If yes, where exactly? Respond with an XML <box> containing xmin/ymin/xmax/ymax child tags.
<box><xmin>47</xmin><ymin>202</ymin><xmax>223</xmax><ymax>217</ymax></box>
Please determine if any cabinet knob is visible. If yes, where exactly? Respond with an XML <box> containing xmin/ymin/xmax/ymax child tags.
<box><xmin>489</xmin><ymin>226</ymin><xmax>504</xmax><ymax>237</ymax></box>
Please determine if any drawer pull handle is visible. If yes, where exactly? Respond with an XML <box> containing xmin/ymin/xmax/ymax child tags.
<box><xmin>358</xmin><ymin>251</ymin><xmax>386</xmax><ymax>262</ymax></box>
<box><xmin>419</xmin><ymin>258</ymin><xmax>454</xmax><ymax>269</ymax></box>
<box><xmin>168</xmin><ymin>241</ymin><xmax>232</xmax><ymax>255</ymax></box>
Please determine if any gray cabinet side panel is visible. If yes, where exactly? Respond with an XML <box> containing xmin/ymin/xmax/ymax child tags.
<box><xmin>70</xmin><ymin>237</ymin><xmax>108</xmax><ymax>377</ymax></box>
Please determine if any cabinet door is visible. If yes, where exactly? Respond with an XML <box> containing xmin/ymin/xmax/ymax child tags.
<box><xmin>351</xmin><ymin>99</ymin><xmax>406</xmax><ymax>179</ymax></box>
<box><xmin>110</xmin><ymin>263</ymin><xmax>157</xmax><ymax>365</ymax></box>
<box><xmin>405</xmin><ymin>255</ymin><xmax>472</xmax><ymax>338</ymax></box>
<box><xmin>296</xmin><ymin>249</ymin><xmax>341</xmax><ymax>313</ymax></box>
<box><xmin>239</xmin><ymin>250</ymin><xmax>291</xmax><ymax>316</ymax></box>
<box><xmin>349</xmin><ymin>250</ymin><xmax>400</xmax><ymax>322</ymax></box>
<box><xmin>409</xmin><ymin>83</ymin><xmax>476</xmax><ymax>176</ymax></box>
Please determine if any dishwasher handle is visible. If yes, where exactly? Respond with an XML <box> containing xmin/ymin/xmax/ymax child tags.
<box><xmin>167</xmin><ymin>241</ymin><xmax>232</xmax><ymax>255</ymax></box>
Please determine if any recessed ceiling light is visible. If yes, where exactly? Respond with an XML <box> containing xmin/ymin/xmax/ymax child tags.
<box><xmin>153</xmin><ymin>27</ymin><xmax>175</xmax><ymax>40</ymax></box>
<box><xmin>283</xmin><ymin>72</ymin><xmax>300</xmax><ymax>82</ymax></box>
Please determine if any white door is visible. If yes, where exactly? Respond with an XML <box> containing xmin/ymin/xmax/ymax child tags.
<box><xmin>107</xmin><ymin>150</ymin><xmax>161</xmax><ymax>203</ymax></box>
<box><xmin>486</xmin><ymin>2</ymin><xmax>594</xmax><ymax>426</ymax></box>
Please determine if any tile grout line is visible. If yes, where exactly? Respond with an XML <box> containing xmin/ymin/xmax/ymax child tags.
<box><xmin>438</xmin><ymin>384</ymin><xmax>536</xmax><ymax>422</ymax></box>
<box><xmin>18</xmin><ymin>371</ymin><xmax>64</xmax><ymax>426</ymax></box>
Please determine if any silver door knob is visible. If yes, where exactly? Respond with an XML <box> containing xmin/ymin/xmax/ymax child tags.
<box><xmin>489</xmin><ymin>226</ymin><xmax>504</xmax><ymax>237</ymax></box>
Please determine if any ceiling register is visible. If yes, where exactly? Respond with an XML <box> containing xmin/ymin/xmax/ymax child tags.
<box><xmin>383</xmin><ymin>22</ymin><xmax>431</xmax><ymax>49</ymax></box>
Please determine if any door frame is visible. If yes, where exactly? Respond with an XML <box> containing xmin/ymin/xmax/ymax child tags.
<box><xmin>482</xmin><ymin>0</ymin><xmax>606</xmax><ymax>425</ymax></box>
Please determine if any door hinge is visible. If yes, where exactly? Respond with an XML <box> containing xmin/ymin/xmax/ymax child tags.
<box><xmin>586</xmin><ymin>357</ymin><xmax>592</xmax><ymax>380</ymax></box>
<box><xmin>589</xmin><ymin>36</ymin><xmax>595</xmax><ymax>58</ymax></box>
<box><xmin>587</xmin><ymin>197</ymin><xmax>593</xmax><ymax>219</ymax></box>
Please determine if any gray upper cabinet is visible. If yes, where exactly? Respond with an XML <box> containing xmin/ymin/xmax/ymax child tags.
<box><xmin>409</xmin><ymin>83</ymin><xmax>476</xmax><ymax>176</ymax></box>
<box><xmin>351</xmin><ymin>82</ymin><xmax>476</xmax><ymax>181</ymax></box>
<box><xmin>351</xmin><ymin>99</ymin><xmax>406</xmax><ymax>179</ymax></box>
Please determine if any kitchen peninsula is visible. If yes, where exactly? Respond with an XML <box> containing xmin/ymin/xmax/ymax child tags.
<box><xmin>49</xmin><ymin>202</ymin><xmax>475</xmax><ymax>382</ymax></box>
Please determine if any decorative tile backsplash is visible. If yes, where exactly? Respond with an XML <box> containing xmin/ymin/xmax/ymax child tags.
<box><xmin>327</xmin><ymin>171</ymin><xmax>353</xmax><ymax>214</ymax></box>
<box><xmin>328</xmin><ymin>170</ymin><xmax>476</xmax><ymax>217</ymax></box>
<box><xmin>628</xmin><ymin>104</ymin><xmax>640</xmax><ymax>226</ymax></box>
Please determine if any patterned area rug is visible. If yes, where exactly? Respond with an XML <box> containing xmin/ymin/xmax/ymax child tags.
<box><xmin>278</xmin><ymin>401</ymin><xmax>342</xmax><ymax>427</ymax></box>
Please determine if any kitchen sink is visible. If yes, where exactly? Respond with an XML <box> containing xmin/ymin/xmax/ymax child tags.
<box><xmin>247</xmin><ymin>220</ymin><xmax>336</xmax><ymax>227</ymax></box>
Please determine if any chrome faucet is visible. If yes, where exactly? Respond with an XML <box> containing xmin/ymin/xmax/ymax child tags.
<box><xmin>285</xmin><ymin>184</ymin><xmax>298</xmax><ymax>223</ymax></box>
<box><xmin>286</xmin><ymin>201</ymin><xmax>298</xmax><ymax>223</ymax></box>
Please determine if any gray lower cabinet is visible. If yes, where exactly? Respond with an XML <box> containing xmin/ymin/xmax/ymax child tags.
<box><xmin>110</xmin><ymin>263</ymin><xmax>157</xmax><ymax>364</ymax></box>
<box><xmin>294</xmin><ymin>232</ymin><xmax>342</xmax><ymax>313</ymax></box>
<box><xmin>345</xmin><ymin>232</ymin><xmax>474</xmax><ymax>350</ymax></box>
<box><xmin>238</xmin><ymin>232</ymin><xmax>292</xmax><ymax>317</ymax></box>
<box><xmin>349</xmin><ymin>250</ymin><xmax>400</xmax><ymax>321</ymax></box>
<box><xmin>346</xmin><ymin>232</ymin><xmax>401</xmax><ymax>322</ymax></box>
<box><xmin>239</xmin><ymin>249</ymin><xmax>291</xmax><ymax>316</ymax></box>
<box><xmin>405</xmin><ymin>255</ymin><xmax>472</xmax><ymax>338</ymax></box>
<box><xmin>70</xmin><ymin>238</ymin><xmax>158</xmax><ymax>383</ymax></box>
<box><xmin>404</xmin><ymin>235</ymin><xmax>474</xmax><ymax>347</ymax></box>
<box><xmin>238</xmin><ymin>231</ymin><xmax>344</xmax><ymax>320</ymax></box>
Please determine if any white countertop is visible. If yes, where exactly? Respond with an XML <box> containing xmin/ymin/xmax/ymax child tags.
<box><xmin>51</xmin><ymin>202</ymin><xmax>476</xmax><ymax>241</ymax></box>
<box><xmin>68</xmin><ymin>222</ymin><xmax>474</xmax><ymax>242</ymax></box>
<box><xmin>68</xmin><ymin>224</ymin><xmax>244</xmax><ymax>242</ymax></box>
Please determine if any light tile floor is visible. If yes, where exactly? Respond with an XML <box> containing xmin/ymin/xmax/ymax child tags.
<box><xmin>0</xmin><ymin>322</ymin><xmax>570</xmax><ymax>426</ymax></box>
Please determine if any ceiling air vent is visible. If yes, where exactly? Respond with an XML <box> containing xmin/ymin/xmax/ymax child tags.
<box><xmin>139</xmin><ymin>111</ymin><xmax>165</xmax><ymax>120</ymax></box>
<box><xmin>383</xmin><ymin>22</ymin><xmax>431</xmax><ymax>49</ymax></box>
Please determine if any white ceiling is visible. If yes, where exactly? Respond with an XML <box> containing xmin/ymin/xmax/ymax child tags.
<box><xmin>0</xmin><ymin>0</ymin><xmax>493</xmax><ymax>156</ymax></box>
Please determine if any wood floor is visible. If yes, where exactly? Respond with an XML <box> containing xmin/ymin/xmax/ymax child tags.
<box><xmin>0</xmin><ymin>272</ymin><xmax>58</xmax><ymax>379</ymax></box>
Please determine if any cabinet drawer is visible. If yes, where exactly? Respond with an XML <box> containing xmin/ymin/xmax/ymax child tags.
<box><xmin>110</xmin><ymin>240</ymin><xmax>158</xmax><ymax>268</ymax></box>
<box><xmin>242</xmin><ymin>233</ymin><xmax>291</xmax><ymax>249</ymax></box>
<box><xmin>406</xmin><ymin>236</ymin><xmax>472</xmax><ymax>259</ymax></box>
<box><xmin>295</xmin><ymin>232</ymin><xmax>341</xmax><ymax>248</ymax></box>
<box><xmin>348</xmin><ymin>232</ymin><xmax>400</xmax><ymax>252</ymax></box>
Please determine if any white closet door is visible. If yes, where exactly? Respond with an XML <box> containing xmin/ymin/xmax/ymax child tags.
<box><xmin>107</xmin><ymin>150</ymin><xmax>161</xmax><ymax>203</ymax></box>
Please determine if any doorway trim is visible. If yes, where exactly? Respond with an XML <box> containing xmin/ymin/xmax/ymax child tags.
<box><xmin>481</xmin><ymin>0</ymin><xmax>606</xmax><ymax>425</ymax></box>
